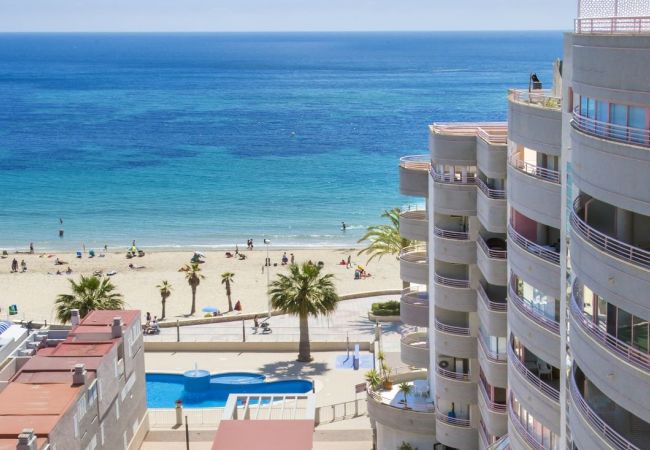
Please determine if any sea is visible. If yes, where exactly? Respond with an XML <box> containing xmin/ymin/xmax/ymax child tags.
<box><xmin>0</xmin><ymin>32</ymin><xmax>563</xmax><ymax>251</ymax></box>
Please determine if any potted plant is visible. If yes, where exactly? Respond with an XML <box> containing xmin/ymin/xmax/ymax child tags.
<box><xmin>364</xmin><ymin>369</ymin><xmax>382</xmax><ymax>391</ymax></box>
<box><xmin>398</xmin><ymin>382</ymin><xmax>412</xmax><ymax>409</ymax></box>
<box><xmin>398</xmin><ymin>442</ymin><xmax>418</xmax><ymax>450</ymax></box>
<box><xmin>382</xmin><ymin>365</ymin><xmax>393</xmax><ymax>390</ymax></box>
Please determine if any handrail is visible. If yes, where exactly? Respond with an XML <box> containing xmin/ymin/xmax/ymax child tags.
<box><xmin>430</xmin><ymin>167</ymin><xmax>477</xmax><ymax>185</ymax></box>
<box><xmin>507</xmin><ymin>341</ymin><xmax>560</xmax><ymax>402</ymax></box>
<box><xmin>478</xmin><ymin>330</ymin><xmax>507</xmax><ymax>363</ymax></box>
<box><xmin>436</xmin><ymin>366</ymin><xmax>471</xmax><ymax>382</ymax></box>
<box><xmin>433</xmin><ymin>225</ymin><xmax>469</xmax><ymax>240</ymax></box>
<box><xmin>400</xmin><ymin>154</ymin><xmax>431</xmax><ymax>170</ymax></box>
<box><xmin>477</xmin><ymin>127</ymin><xmax>508</xmax><ymax>145</ymax></box>
<box><xmin>509</xmin><ymin>88</ymin><xmax>561</xmax><ymax>110</ymax></box>
<box><xmin>399</xmin><ymin>209</ymin><xmax>427</xmax><ymax>220</ymax></box>
<box><xmin>575</xmin><ymin>16</ymin><xmax>650</xmax><ymax>35</ymax></box>
<box><xmin>399</xmin><ymin>245</ymin><xmax>428</xmax><ymax>263</ymax></box>
<box><xmin>434</xmin><ymin>318</ymin><xmax>471</xmax><ymax>336</ymax></box>
<box><xmin>477</xmin><ymin>236</ymin><xmax>507</xmax><ymax>259</ymax></box>
<box><xmin>478</xmin><ymin>419</ymin><xmax>490</xmax><ymax>447</ymax></box>
<box><xmin>401</xmin><ymin>203</ymin><xmax>425</xmax><ymax>212</ymax></box>
<box><xmin>570</xmin><ymin>287</ymin><xmax>650</xmax><ymax>371</ymax></box>
<box><xmin>507</xmin><ymin>223</ymin><xmax>560</xmax><ymax>265</ymax></box>
<box><xmin>431</xmin><ymin>122</ymin><xmax>506</xmax><ymax>137</ymax></box>
<box><xmin>508</xmin><ymin>152</ymin><xmax>561</xmax><ymax>184</ymax></box>
<box><xmin>478</xmin><ymin>378</ymin><xmax>506</xmax><ymax>413</ymax></box>
<box><xmin>508</xmin><ymin>395</ymin><xmax>547</xmax><ymax>450</ymax></box>
<box><xmin>570</xmin><ymin>370</ymin><xmax>641</xmax><ymax>450</ymax></box>
<box><xmin>476</xmin><ymin>177</ymin><xmax>506</xmax><ymax>200</ymax></box>
<box><xmin>477</xmin><ymin>284</ymin><xmax>507</xmax><ymax>312</ymax></box>
<box><xmin>508</xmin><ymin>283</ymin><xmax>560</xmax><ymax>334</ymax></box>
<box><xmin>572</xmin><ymin>196</ymin><xmax>650</xmax><ymax>269</ymax></box>
<box><xmin>572</xmin><ymin>110</ymin><xmax>650</xmax><ymax>148</ymax></box>
<box><xmin>435</xmin><ymin>406</ymin><xmax>471</xmax><ymax>427</ymax></box>
<box><xmin>434</xmin><ymin>272</ymin><xmax>470</xmax><ymax>289</ymax></box>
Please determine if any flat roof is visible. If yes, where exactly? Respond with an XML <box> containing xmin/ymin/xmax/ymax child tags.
<box><xmin>80</xmin><ymin>310</ymin><xmax>140</xmax><ymax>327</ymax></box>
<box><xmin>0</xmin><ymin>437</ymin><xmax>49</xmax><ymax>450</ymax></box>
<box><xmin>37</xmin><ymin>341</ymin><xmax>115</xmax><ymax>358</ymax></box>
<box><xmin>20</xmin><ymin>355</ymin><xmax>102</xmax><ymax>372</ymax></box>
<box><xmin>212</xmin><ymin>420</ymin><xmax>313</xmax><ymax>450</ymax></box>
<box><xmin>0</xmin><ymin>383</ymin><xmax>80</xmax><ymax>417</ymax></box>
<box><xmin>13</xmin><ymin>371</ymin><xmax>96</xmax><ymax>385</ymax></box>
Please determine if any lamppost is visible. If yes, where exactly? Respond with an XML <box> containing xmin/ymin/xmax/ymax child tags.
<box><xmin>264</xmin><ymin>238</ymin><xmax>271</xmax><ymax>318</ymax></box>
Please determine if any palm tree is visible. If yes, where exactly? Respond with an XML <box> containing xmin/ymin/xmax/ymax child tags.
<box><xmin>55</xmin><ymin>275</ymin><xmax>124</xmax><ymax>324</ymax></box>
<box><xmin>178</xmin><ymin>263</ymin><xmax>205</xmax><ymax>315</ymax></box>
<box><xmin>398</xmin><ymin>382</ymin><xmax>412</xmax><ymax>409</ymax></box>
<box><xmin>156</xmin><ymin>280</ymin><xmax>173</xmax><ymax>320</ymax></box>
<box><xmin>221</xmin><ymin>272</ymin><xmax>235</xmax><ymax>312</ymax></box>
<box><xmin>269</xmin><ymin>262</ymin><xmax>339</xmax><ymax>362</ymax></box>
<box><xmin>357</xmin><ymin>208</ymin><xmax>412</xmax><ymax>263</ymax></box>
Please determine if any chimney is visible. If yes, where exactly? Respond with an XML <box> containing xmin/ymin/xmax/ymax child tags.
<box><xmin>70</xmin><ymin>309</ymin><xmax>80</xmax><ymax>327</ymax></box>
<box><xmin>16</xmin><ymin>429</ymin><xmax>37</xmax><ymax>450</ymax></box>
<box><xmin>72</xmin><ymin>363</ymin><xmax>86</xmax><ymax>386</ymax></box>
<box><xmin>111</xmin><ymin>317</ymin><xmax>123</xmax><ymax>338</ymax></box>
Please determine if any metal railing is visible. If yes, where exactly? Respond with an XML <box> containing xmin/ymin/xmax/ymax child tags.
<box><xmin>575</xmin><ymin>16</ymin><xmax>650</xmax><ymax>34</ymax></box>
<box><xmin>569</xmin><ymin>371</ymin><xmax>641</xmax><ymax>450</ymax></box>
<box><xmin>572</xmin><ymin>110</ymin><xmax>650</xmax><ymax>148</ymax></box>
<box><xmin>367</xmin><ymin>385</ymin><xmax>436</xmax><ymax>413</ymax></box>
<box><xmin>476</xmin><ymin>177</ymin><xmax>506</xmax><ymax>200</ymax></box>
<box><xmin>400</xmin><ymin>154</ymin><xmax>431</xmax><ymax>170</ymax></box>
<box><xmin>315</xmin><ymin>398</ymin><xmax>367</xmax><ymax>424</ymax></box>
<box><xmin>148</xmin><ymin>407</ymin><xmax>224</xmax><ymax>428</ymax></box>
<box><xmin>145</xmin><ymin>327</ymin><xmax>370</xmax><ymax>343</ymax></box>
<box><xmin>478</xmin><ymin>330</ymin><xmax>508</xmax><ymax>363</ymax></box>
<box><xmin>436</xmin><ymin>366</ymin><xmax>471</xmax><ymax>382</ymax></box>
<box><xmin>433</xmin><ymin>225</ymin><xmax>470</xmax><ymax>240</ymax></box>
<box><xmin>508</xmin><ymin>283</ymin><xmax>560</xmax><ymax>334</ymax></box>
<box><xmin>477</xmin><ymin>284</ymin><xmax>507</xmax><ymax>312</ymax></box>
<box><xmin>434</xmin><ymin>318</ymin><xmax>471</xmax><ymax>336</ymax></box>
<box><xmin>571</xmin><ymin>197</ymin><xmax>650</xmax><ymax>269</ymax></box>
<box><xmin>507</xmin><ymin>342</ymin><xmax>560</xmax><ymax>403</ymax></box>
<box><xmin>509</xmin><ymin>89</ymin><xmax>562</xmax><ymax>110</ymax></box>
<box><xmin>508</xmin><ymin>153</ymin><xmax>561</xmax><ymax>184</ymax></box>
<box><xmin>434</xmin><ymin>272</ymin><xmax>470</xmax><ymax>289</ymax></box>
<box><xmin>478</xmin><ymin>378</ymin><xmax>507</xmax><ymax>413</ymax></box>
<box><xmin>570</xmin><ymin>288</ymin><xmax>650</xmax><ymax>371</ymax></box>
<box><xmin>507</xmin><ymin>223</ymin><xmax>560</xmax><ymax>265</ymax></box>
<box><xmin>399</xmin><ymin>245</ymin><xmax>428</xmax><ymax>263</ymax></box>
<box><xmin>430</xmin><ymin>167</ymin><xmax>477</xmax><ymax>185</ymax></box>
<box><xmin>431</xmin><ymin>122</ymin><xmax>506</xmax><ymax>136</ymax></box>
<box><xmin>477</xmin><ymin>236</ymin><xmax>507</xmax><ymax>259</ymax></box>
<box><xmin>477</xmin><ymin>127</ymin><xmax>508</xmax><ymax>145</ymax></box>
<box><xmin>508</xmin><ymin>395</ymin><xmax>547</xmax><ymax>450</ymax></box>
<box><xmin>435</xmin><ymin>406</ymin><xmax>471</xmax><ymax>427</ymax></box>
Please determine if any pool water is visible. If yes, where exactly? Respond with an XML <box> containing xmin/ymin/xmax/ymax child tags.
<box><xmin>146</xmin><ymin>372</ymin><xmax>313</xmax><ymax>408</ymax></box>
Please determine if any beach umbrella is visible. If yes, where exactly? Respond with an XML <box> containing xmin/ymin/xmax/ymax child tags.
<box><xmin>202</xmin><ymin>306</ymin><xmax>219</xmax><ymax>313</ymax></box>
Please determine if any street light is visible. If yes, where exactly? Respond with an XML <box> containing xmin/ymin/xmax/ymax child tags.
<box><xmin>264</xmin><ymin>239</ymin><xmax>271</xmax><ymax>317</ymax></box>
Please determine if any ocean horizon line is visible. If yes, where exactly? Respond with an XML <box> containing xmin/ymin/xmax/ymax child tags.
<box><xmin>0</xmin><ymin>29</ymin><xmax>568</xmax><ymax>35</ymax></box>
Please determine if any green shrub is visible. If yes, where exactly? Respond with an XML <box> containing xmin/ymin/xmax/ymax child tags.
<box><xmin>371</xmin><ymin>300</ymin><xmax>400</xmax><ymax>316</ymax></box>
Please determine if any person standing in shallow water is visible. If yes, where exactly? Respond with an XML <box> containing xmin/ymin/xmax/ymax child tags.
<box><xmin>341</xmin><ymin>221</ymin><xmax>347</xmax><ymax>231</ymax></box>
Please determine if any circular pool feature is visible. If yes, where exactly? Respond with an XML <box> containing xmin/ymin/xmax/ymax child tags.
<box><xmin>146</xmin><ymin>371</ymin><xmax>313</xmax><ymax>408</ymax></box>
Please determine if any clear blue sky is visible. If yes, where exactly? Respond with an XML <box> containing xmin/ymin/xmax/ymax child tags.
<box><xmin>0</xmin><ymin>0</ymin><xmax>575</xmax><ymax>32</ymax></box>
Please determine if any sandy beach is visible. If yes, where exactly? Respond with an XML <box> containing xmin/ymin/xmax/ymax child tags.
<box><xmin>0</xmin><ymin>247</ymin><xmax>401</xmax><ymax>324</ymax></box>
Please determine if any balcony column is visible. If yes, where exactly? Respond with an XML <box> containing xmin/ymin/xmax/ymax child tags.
<box><xmin>536</xmin><ymin>222</ymin><xmax>547</xmax><ymax>245</ymax></box>
<box><xmin>615</xmin><ymin>207</ymin><xmax>633</xmax><ymax>243</ymax></box>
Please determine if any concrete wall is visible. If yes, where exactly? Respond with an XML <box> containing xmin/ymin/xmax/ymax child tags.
<box><xmin>477</xmin><ymin>301</ymin><xmax>506</xmax><ymax>338</ymax></box>
<box><xmin>400</xmin><ymin>166</ymin><xmax>429</xmax><ymax>197</ymax></box>
<box><xmin>434</xmin><ymin>330</ymin><xmax>477</xmax><ymax>360</ymax></box>
<box><xmin>435</xmin><ymin>418</ymin><xmax>479</xmax><ymax>450</ymax></box>
<box><xmin>435</xmin><ymin>371</ymin><xmax>477</xmax><ymax>405</ymax></box>
<box><xmin>507</xmin><ymin>165</ymin><xmax>562</xmax><ymax>229</ymax></box>
<box><xmin>399</xmin><ymin>256</ymin><xmax>429</xmax><ymax>285</ymax></box>
<box><xmin>399</xmin><ymin>211</ymin><xmax>429</xmax><ymax>242</ymax></box>
<box><xmin>508</xmin><ymin>236</ymin><xmax>561</xmax><ymax>300</ymax></box>
<box><xmin>433</xmin><ymin>183</ymin><xmax>477</xmax><ymax>216</ymax></box>
<box><xmin>375</xmin><ymin>421</ymin><xmax>436</xmax><ymax>450</ymax></box>
<box><xmin>477</xmin><ymin>139</ymin><xmax>507</xmax><ymax>179</ymax></box>
<box><xmin>508</xmin><ymin>363</ymin><xmax>560</xmax><ymax>435</ymax></box>
<box><xmin>508</xmin><ymin>100</ymin><xmax>562</xmax><ymax>156</ymax></box>
<box><xmin>477</xmin><ymin>192</ymin><xmax>507</xmax><ymax>233</ymax></box>
<box><xmin>430</xmin><ymin>132</ymin><xmax>477</xmax><ymax>165</ymax></box>
<box><xmin>508</xmin><ymin>305</ymin><xmax>560</xmax><ymax>368</ymax></box>
<box><xmin>433</xmin><ymin>235</ymin><xmax>476</xmax><ymax>264</ymax></box>
<box><xmin>476</xmin><ymin>246</ymin><xmax>507</xmax><ymax>286</ymax></box>
<box><xmin>477</xmin><ymin>347</ymin><xmax>507</xmax><ymax>389</ymax></box>
<box><xmin>433</xmin><ymin>282</ymin><xmax>477</xmax><ymax>313</ymax></box>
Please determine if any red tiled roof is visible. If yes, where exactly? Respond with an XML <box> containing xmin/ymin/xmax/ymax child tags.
<box><xmin>0</xmin><ymin>383</ymin><xmax>80</xmax><ymax>417</ymax></box>
<box><xmin>212</xmin><ymin>420</ymin><xmax>314</xmax><ymax>450</ymax></box>
<box><xmin>20</xmin><ymin>356</ymin><xmax>102</xmax><ymax>372</ymax></box>
<box><xmin>80</xmin><ymin>310</ymin><xmax>140</xmax><ymax>327</ymax></box>
<box><xmin>40</xmin><ymin>342</ymin><xmax>115</xmax><ymax>358</ymax></box>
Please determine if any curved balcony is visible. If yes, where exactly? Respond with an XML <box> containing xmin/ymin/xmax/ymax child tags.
<box><xmin>478</xmin><ymin>332</ymin><xmax>507</xmax><ymax>389</ymax></box>
<box><xmin>435</xmin><ymin>407</ymin><xmax>478</xmax><ymax>450</ymax></box>
<box><xmin>477</xmin><ymin>236</ymin><xmax>507</xmax><ymax>286</ymax></box>
<box><xmin>477</xmin><ymin>284</ymin><xmax>507</xmax><ymax>337</ymax></box>
<box><xmin>435</xmin><ymin>366</ymin><xmax>477</xmax><ymax>405</ymax></box>
<box><xmin>399</xmin><ymin>245</ymin><xmax>428</xmax><ymax>285</ymax></box>
<box><xmin>366</xmin><ymin>378</ymin><xmax>436</xmax><ymax>436</ymax></box>
<box><xmin>569</xmin><ymin>287</ymin><xmax>650</xmax><ymax>421</ymax></box>
<box><xmin>569</xmin><ymin>370</ymin><xmax>643</xmax><ymax>450</ymax></box>
<box><xmin>508</xmin><ymin>284</ymin><xmax>560</xmax><ymax>368</ymax></box>
<box><xmin>507</xmin><ymin>154</ymin><xmax>561</xmax><ymax>229</ymax></box>
<box><xmin>507</xmin><ymin>224</ymin><xmax>561</xmax><ymax>299</ymax></box>
<box><xmin>508</xmin><ymin>89</ymin><xmax>562</xmax><ymax>156</ymax></box>
<box><xmin>399</xmin><ymin>208</ymin><xmax>428</xmax><ymax>242</ymax></box>
<box><xmin>431</xmin><ymin>168</ymin><xmax>477</xmax><ymax>216</ymax></box>
<box><xmin>572</xmin><ymin>110</ymin><xmax>650</xmax><ymax>150</ymax></box>
<box><xmin>400</xmin><ymin>331</ymin><xmax>429</xmax><ymax>368</ymax></box>
<box><xmin>434</xmin><ymin>319</ymin><xmax>477</xmax><ymax>359</ymax></box>
<box><xmin>575</xmin><ymin>16</ymin><xmax>650</xmax><ymax>34</ymax></box>
<box><xmin>433</xmin><ymin>272</ymin><xmax>476</xmax><ymax>312</ymax></box>
<box><xmin>478</xmin><ymin>381</ymin><xmax>507</xmax><ymax>437</ymax></box>
<box><xmin>429</xmin><ymin>122</ymin><xmax>483</xmax><ymax>165</ymax></box>
<box><xmin>433</xmin><ymin>225</ymin><xmax>476</xmax><ymax>264</ymax></box>
<box><xmin>508</xmin><ymin>396</ymin><xmax>547</xmax><ymax>450</ymax></box>
<box><xmin>400</xmin><ymin>288</ymin><xmax>429</xmax><ymax>328</ymax></box>
<box><xmin>399</xmin><ymin>155</ymin><xmax>430</xmax><ymax>197</ymax></box>
<box><xmin>477</xmin><ymin>179</ymin><xmax>507</xmax><ymax>233</ymax></box>
<box><xmin>476</xmin><ymin>128</ymin><xmax>507</xmax><ymax>179</ymax></box>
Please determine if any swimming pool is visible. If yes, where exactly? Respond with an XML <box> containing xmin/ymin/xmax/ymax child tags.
<box><xmin>146</xmin><ymin>371</ymin><xmax>313</xmax><ymax>408</ymax></box>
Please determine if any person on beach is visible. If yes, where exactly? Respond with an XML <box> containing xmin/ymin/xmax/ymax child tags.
<box><xmin>65</xmin><ymin>266</ymin><xmax>72</xmax><ymax>274</ymax></box>
<box><xmin>341</xmin><ymin>221</ymin><xmax>347</xmax><ymax>231</ymax></box>
<box><xmin>290</xmin><ymin>253</ymin><xmax>295</xmax><ymax>264</ymax></box>
<box><xmin>146</xmin><ymin>312</ymin><xmax>152</xmax><ymax>323</ymax></box>
<box><xmin>20</xmin><ymin>260</ymin><xmax>27</xmax><ymax>272</ymax></box>
<box><xmin>234</xmin><ymin>300</ymin><xmax>242</xmax><ymax>312</ymax></box>
<box><xmin>253</xmin><ymin>315</ymin><xmax>259</xmax><ymax>333</ymax></box>
<box><xmin>29</xmin><ymin>242</ymin><xmax>34</xmax><ymax>254</ymax></box>
<box><xmin>235</xmin><ymin>245</ymin><xmax>239</xmax><ymax>255</ymax></box>
<box><xmin>346</xmin><ymin>254</ymin><xmax>352</xmax><ymax>269</ymax></box>
<box><xmin>281</xmin><ymin>252</ymin><xmax>288</xmax><ymax>265</ymax></box>
<box><xmin>250</xmin><ymin>239</ymin><xmax>254</xmax><ymax>250</ymax></box>
<box><xmin>11</xmin><ymin>258</ymin><xmax>18</xmax><ymax>273</ymax></box>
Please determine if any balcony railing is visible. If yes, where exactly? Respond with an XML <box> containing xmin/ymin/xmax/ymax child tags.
<box><xmin>367</xmin><ymin>384</ymin><xmax>436</xmax><ymax>413</ymax></box>
<box><xmin>435</xmin><ymin>318</ymin><xmax>471</xmax><ymax>336</ymax></box>
<box><xmin>478</xmin><ymin>379</ymin><xmax>507</xmax><ymax>413</ymax></box>
<box><xmin>477</xmin><ymin>236</ymin><xmax>507</xmax><ymax>259</ymax></box>
<box><xmin>430</xmin><ymin>167</ymin><xmax>476</xmax><ymax>185</ymax></box>
<box><xmin>508</xmin><ymin>153</ymin><xmax>561</xmax><ymax>184</ymax></box>
<box><xmin>436</xmin><ymin>406</ymin><xmax>471</xmax><ymax>427</ymax></box>
<box><xmin>569</xmin><ymin>371</ymin><xmax>641</xmax><ymax>450</ymax></box>
<box><xmin>575</xmin><ymin>16</ymin><xmax>650</xmax><ymax>34</ymax></box>
<box><xmin>571</xmin><ymin>197</ymin><xmax>650</xmax><ymax>269</ymax></box>
<box><xmin>572</xmin><ymin>110</ymin><xmax>650</xmax><ymax>148</ymax></box>
<box><xmin>507</xmin><ymin>223</ymin><xmax>560</xmax><ymax>265</ymax></box>
<box><xmin>478</xmin><ymin>330</ymin><xmax>507</xmax><ymax>363</ymax></box>
<box><xmin>434</xmin><ymin>272</ymin><xmax>470</xmax><ymax>289</ymax></box>
<box><xmin>509</xmin><ymin>89</ymin><xmax>561</xmax><ymax>110</ymax></box>
<box><xmin>570</xmin><ymin>287</ymin><xmax>650</xmax><ymax>371</ymax></box>
<box><xmin>477</xmin><ymin>127</ymin><xmax>508</xmax><ymax>145</ymax></box>
<box><xmin>400</xmin><ymin>154</ymin><xmax>431</xmax><ymax>170</ymax></box>
<box><xmin>401</xmin><ymin>331</ymin><xmax>429</xmax><ymax>348</ymax></box>
<box><xmin>399</xmin><ymin>245</ymin><xmax>428</xmax><ymax>263</ymax></box>
<box><xmin>507</xmin><ymin>343</ymin><xmax>560</xmax><ymax>403</ymax></box>
<box><xmin>477</xmin><ymin>284</ymin><xmax>507</xmax><ymax>312</ymax></box>
<box><xmin>476</xmin><ymin>177</ymin><xmax>506</xmax><ymax>200</ymax></box>
<box><xmin>437</xmin><ymin>366</ymin><xmax>472</xmax><ymax>381</ymax></box>
<box><xmin>508</xmin><ymin>395</ymin><xmax>547</xmax><ymax>450</ymax></box>
<box><xmin>508</xmin><ymin>283</ymin><xmax>560</xmax><ymax>334</ymax></box>
<box><xmin>433</xmin><ymin>225</ymin><xmax>469</xmax><ymax>240</ymax></box>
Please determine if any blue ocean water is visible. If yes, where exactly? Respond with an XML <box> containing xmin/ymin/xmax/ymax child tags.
<box><xmin>0</xmin><ymin>32</ymin><xmax>562</xmax><ymax>250</ymax></box>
